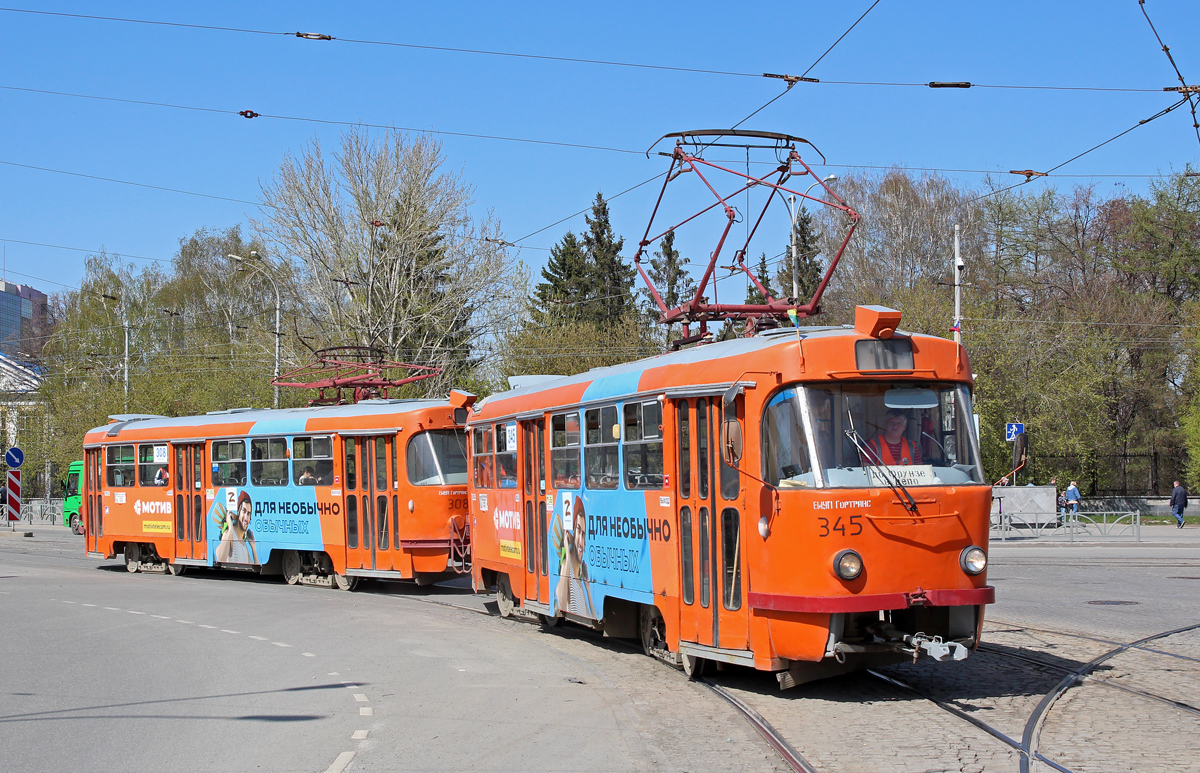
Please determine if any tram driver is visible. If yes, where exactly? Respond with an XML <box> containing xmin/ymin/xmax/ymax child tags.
<box><xmin>867</xmin><ymin>408</ymin><xmax>922</xmax><ymax>466</ymax></box>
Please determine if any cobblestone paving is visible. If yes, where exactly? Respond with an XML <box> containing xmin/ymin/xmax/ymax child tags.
<box><xmin>471</xmin><ymin>614</ymin><xmax>786</xmax><ymax>773</ymax></box>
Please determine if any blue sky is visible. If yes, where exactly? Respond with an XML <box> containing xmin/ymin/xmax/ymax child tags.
<box><xmin>2</xmin><ymin>1</ymin><xmax>1198</xmax><ymax>298</ymax></box>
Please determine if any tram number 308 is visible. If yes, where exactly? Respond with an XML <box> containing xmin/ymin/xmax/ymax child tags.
<box><xmin>818</xmin><ymin>515</ymin><xmax>863</xmax><ymax>537</ymax></box>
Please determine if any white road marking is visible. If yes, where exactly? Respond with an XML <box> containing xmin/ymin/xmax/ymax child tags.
<box><xmin>82</xmin><ymin>603</ymin><xmax>95</xmax><ymax>607</ymax></box>
<box><xmin>272</xmin><ymin>642</ymin><xmax>292</xmax><ymax>647</ymax></box>
<box><xmin>198</xmin><ymin>624</ymin><xmax>216</xmax><ymax>629</ymax></box>
<box><xmin>328</xmin><ymin>672</ymin><xmax>340</xmax><ymax>676</ymax></box>
<box><xmin>128</xmin><ymin>611</ymin><xmax>145</xmax><ymax>615</ymax></box>
<box><xmin>323</xmin><ymin>751</ymin><xmax>356</xmax><ymax>773</ymax></box>
<box><xmin>248</xmin><ymin>635</ymin><xmax>267</xmax><ymax>641</ymax></box>
<box><xmin>151</xmin><ymin>614</ymin><xmax>170</xmax><ymax>619</ymax></box>
<box><xmin>62</xmin><ymin>600</ymin><xmax>75</xmax><ymax>604</ymax></box>
<box><xmin>176</xmin><ymin>620</ymin><xmax>194</xmax><ymax>624</ymax></box>
<box><xmin>302</xmin><ymin>652</ymin><xmax>315</xmax><ymax>657</ymax></box>
<box><xmin>359</xmin><ymin>707</ymin><xmax>373</xmax><ymax>716</ymax></box>
<box><xmin>220</xmin><ymin>629</ymin><xmax>240</xmax><ymax>634</ymax></box>
<box><xmin>353</xmin><ymin>694</ymin><xmax>369</xmax><ymax>702</ymax></box>
<box><xmin>351</xmin><ymin>730</ymin><xmax>369</xmax><ymax>740</ymax></box>
<box><xmin>104</xmin><ymin>607</ymin><xmax>119</xmax><ymax>610</ymax></box>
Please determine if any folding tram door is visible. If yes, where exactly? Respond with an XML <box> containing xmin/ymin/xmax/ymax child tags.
<box><xmin>172</xmin><ymin>444</ymin><xmax>207</xmax><ymax>561</ymax></box>
<box><xmin>84</xmin><ymin>448</ymin><xmax>103</xmax><ymax>553</ymax></box>
<box><xmin>673</xmin><ymin>397</ymin><xmax>748</xmax><ymax>660</ymax></box>
<box><xmin>343</xmin><ymin>435</ymin><xmax>397</xmax><ymax>573</ymax></box>
<box><xmin>519</xmin><ymin>419</ymin><xmax>549</xmax><ymax>605</ymax></box>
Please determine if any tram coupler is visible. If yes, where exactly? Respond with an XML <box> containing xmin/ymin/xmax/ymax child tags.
<box><xmin>901</xmin><ymin>632</ymin><xmax>968</xmax><ymax>663</ymax></box>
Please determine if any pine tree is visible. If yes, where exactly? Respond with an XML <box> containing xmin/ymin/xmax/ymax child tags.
<box><xmin>775</xmin><ymin>206</ymin><xmax>823</xmax><ymax>306</ymax></box>
<box><xmin>745</xmin><ymin>252</ymin><xmax>777</xmax><ymax>305</ymax></box>
<box><xmin>534</xmin><ymin>231</ymin><xmax>587</xmax><ymax>323</ymax></box>
<box><xmin>581</xmin><ymin>193</ymin><xmax>634</xmax><ymax>327</ymax></box>
<box><xmin>645</xmin><ymin>230</ymin><xmax>697</xmax><ymax>345</ymax></box>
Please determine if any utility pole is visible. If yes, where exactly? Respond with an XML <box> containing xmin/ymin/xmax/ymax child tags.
<box><xmin>953</xmin><ymin>224</ymin><xmax>963</xmax><ymax>346</ymax></box>
<box><xmin>123</xmin><ymin>307</ymin><xmax>130</xmax><ymax>412</ymax></box>
<box><xmin>789</xmin><ymin>194</ymin><xmax>799</xmax><ymax>301</ymax></box>
<box><xmin>228</xmin><ymin>252</ymin><xmax>281</xmax><ymax>409</ymax></box>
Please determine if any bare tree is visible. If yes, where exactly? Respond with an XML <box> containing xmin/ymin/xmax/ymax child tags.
<box><xmin>254</xmin><ymin>127</ymin><xmax>525</xmax><ymax>392</ymax></box>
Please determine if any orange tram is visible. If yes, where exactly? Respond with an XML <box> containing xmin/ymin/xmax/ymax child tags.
<box><xmin>81</xmin><ymin>398</ymin><xmax>471</xmax><ymax>589</ymax></box>
<box><xmin>468</xmin><ymin>305</ymin><xmax>994</xmax><ymax>686</ymax></box>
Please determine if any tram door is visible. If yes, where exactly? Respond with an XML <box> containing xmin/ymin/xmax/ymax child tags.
<box><xmin>674</xmin><ymin>397</ymin><xmax>749</xmax><ymax>652</ymax></box>
<box><xmin>85</xmin><ymin>448</ymin><xmax>103</xmax><ymax>553</ymax></box>
<box><xmin>519</xmin><ymin>419</ymin><xmax>549</xmax><ymax>604</ymax></box>
<box><xmin>344</xmin><ymin>435</ymin><xmax>395</xmax><ymax>572</ymax></box>
<box><xmin>172</xmin><ymin>444</ymin><xmax>207</xmax><ymax>560</ymax></box>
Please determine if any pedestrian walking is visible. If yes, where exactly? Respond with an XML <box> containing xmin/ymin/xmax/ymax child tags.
<box><xmin>1064</xmin><ymin>480</ymin><xmax>1081</xmax><ymax>521</ymax></box>
<box><xmin>1170</xmin><ymin>480</ymin><xmax>1187</xmax><ymax>529</ymax></box>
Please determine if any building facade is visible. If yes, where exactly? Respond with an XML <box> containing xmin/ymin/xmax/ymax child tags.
<box><xmin>0</xmin><ymin>280</ymin><xmax>48</xmax><ymax>358</ymax></box>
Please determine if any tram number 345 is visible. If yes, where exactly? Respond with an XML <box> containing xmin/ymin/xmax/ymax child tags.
<box><xmin>817</xmin><ymin>515</ymin><xmax>864</xmax><ymax>537</ymax></box>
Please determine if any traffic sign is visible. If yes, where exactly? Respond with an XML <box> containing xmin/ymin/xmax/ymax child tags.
<box><xmin>4</xmin><ymin>446</ymin><xmax>23</xmax><ymax>469</ymax></box>
<box><xmin>1005</xmin><ymin>423</ymin><xmax>1025</xmax><ymax>442</ymax></box>
<box><xmin>6</xmin><ymin>469</ymin><xmax>20</xmax><ymax>521</ymax></box>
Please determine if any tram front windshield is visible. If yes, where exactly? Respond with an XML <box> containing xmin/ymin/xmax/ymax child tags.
<box><xmin>762</xmin><ymin>382</ymin><xmax>985</xmax><ymax>488</ymax></box>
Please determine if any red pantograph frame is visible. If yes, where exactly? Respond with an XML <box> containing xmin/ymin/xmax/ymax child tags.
<box><xmin>632</xmin><ymin>130</ymin><xmax>860</xmax><ymax>344</ymax></box>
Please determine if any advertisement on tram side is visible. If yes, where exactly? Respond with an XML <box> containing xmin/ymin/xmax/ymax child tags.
<box><xmin>207</xmin><ymin>486</ymin><xmax>326</xmax><ymax>566</ymax></box>
<box><xmin>548</xmin><ymin>489</ymin><xmax>656</xmax><ymax>621</ymax></box>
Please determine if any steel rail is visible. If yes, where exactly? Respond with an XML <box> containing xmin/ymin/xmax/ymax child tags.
<box><xmin>988</xmin><ymin>618</ymin><xmax>1200</xmax><ymax>666</ymax></box>
<box><xmin>1020</xmin><ymin>622</ymin><xmax>1200</xmax><ymax>773</ymax></box>
<box><xmin>978</xmin><ymin>644</ymin><xmax>1200</xmax><ymax>719</ymax></box>
<box><xmin>699</xmin><ymin>678</ymin><xmax>819</xmax><ymax>773</ymax></box>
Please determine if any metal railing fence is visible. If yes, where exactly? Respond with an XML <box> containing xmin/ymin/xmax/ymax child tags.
<box><xmin>990</xmin><ymin>510</ymin><xmax>1141</xmax><ymax>542</ymax></box>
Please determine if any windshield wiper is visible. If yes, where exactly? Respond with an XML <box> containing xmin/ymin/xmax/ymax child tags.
<box><xmin>843</xmin><ymin>417</ymin><xmax>920</xmax><ymax>516</ymax></box>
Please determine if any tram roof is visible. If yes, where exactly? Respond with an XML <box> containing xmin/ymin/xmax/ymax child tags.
<box><xmin>85</xmin><ymin>398</ymin><xmax>451</xmax><ymax>441</ymax></box>
<box><xmin>478</xmin><ymin>325</ymin><xmax>861</xmax><ymax>411</ymax></box>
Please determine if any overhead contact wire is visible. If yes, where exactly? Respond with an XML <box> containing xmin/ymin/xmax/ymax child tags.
<box><xmin>1138</xmin><ymin>0</ymin><xmax>1200</xmax><ymax>149</ymax></box>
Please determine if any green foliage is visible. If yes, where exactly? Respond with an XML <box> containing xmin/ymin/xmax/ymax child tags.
<box><xmin>745</xmin><ymin>252</ymin><xmax>777</xmax><ymax>306</ymax></box>
<box><xmin>776</xmin><ymin>205</ymin><xmax>823</xmax><ymax>305</ymax></box>
<box><xmin>642</xmin><ymin>230</ymin><xmax>696</xmax><ymax>346</ymax></box>
<box><xmin>580</xmin><ymin>193</ymin><xmax>635</xmax><ymax>327</ymax></box>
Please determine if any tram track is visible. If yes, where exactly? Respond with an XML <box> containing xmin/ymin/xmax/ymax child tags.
<box><xmin>699</xmin><ymin>677</ymin><xmax>819</xmax><ymax>773</ymax></box>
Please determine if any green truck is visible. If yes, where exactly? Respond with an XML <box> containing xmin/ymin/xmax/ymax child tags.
<box><xmin>63</xmin><ymin>460</ymin><xmax>83</xmax><ymax>534</ymax></box>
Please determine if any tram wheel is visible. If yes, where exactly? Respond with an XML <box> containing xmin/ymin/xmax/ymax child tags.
<box><xmin>167</xmin><ymin>562</ymin><xmax>187</xmax><ymax>577</ymax></box>
<box><xmin>333</xmin><ymin>573</ymin><xmax>357</xmax><ymax>591</ymax></box>
<box><xmin>538</xmin><ymin>613</ymin><xmax>560</xmax><ymax>629</ymax></box>
<box><xmin>282</xmin><ymin>551</ymin><xmax>302</xmax><ymax>585</ymax></box>
<box><xmin>681</xmin><ymin>651</ymin><xmax>707</xmax><ymax>680</ymax></box>
<box><xmin>496</xmin><ymin>575</ymin><xmax>515</xmax><ymax>618</ymax></box>
<box><xmin>124</xmin><ymin>544</ymin><xmax>141</xmax><ymax>573</ymax></box>
<box><xmin>639</xmin><ymin>605</ymin><xmax>667</xmax><ymax>657</ymax></box>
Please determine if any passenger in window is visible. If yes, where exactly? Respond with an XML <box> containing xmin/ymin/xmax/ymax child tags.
<box><xmin>868</xmin><ymin>409</ymin><xmax>922</xmax><ymax>466</ymax></box>
<box><xmin>215</xmin><ymin>491</ymin><xmax>258</xmax><ymax>564</ymax></box>
<box><xmin>154</xmin><ymin>466</ymin><xmax>169</xmax><ymax>486</ymax></box>
<box><xmin>298</xmin><ymin>466</ymin><xmax>317</xmax><ymax>485</ymax></box>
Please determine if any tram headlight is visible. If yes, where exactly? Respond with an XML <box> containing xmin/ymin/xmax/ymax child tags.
<box><xmin>960</xmin><ymin>545</ymin><xmax>987</xmax><ymax>575</ymax></box>
<box><xmin>833</xmin><ymin>549</ymin><xmax>863</xmax><ymax>581</ymax></box>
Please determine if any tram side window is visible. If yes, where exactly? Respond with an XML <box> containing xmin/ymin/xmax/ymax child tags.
<box><xmin>407</xmin><ymin>430</ymin><xmax>468</xmax><ymax>486</ymax></box>
<box><xmin>585</xmin><ymin>406</ymin><xmax>619</xmax><ymax>490</ymax></box>
<box><xmin>345</xmin><ymin>438</ymin><xmax>357</xmax><ymax>491</ymax></box>
<box><xmin>105</xmin><ymin>444</ymin><xmax>135</xmax><ymax>487</ymax></box>
<box><xmin>212</xmin><ymin>440</ymin><xmax>247</xmax><ymax>487</ymax></box>
<box><xmin>495</xmin><ymin>421</ymin><xmax>518</xmax><ymax>488</ymax></box>
<box><xmin>721</xmin><ymin>508</ymin><xmax>742</xmax><ymax>611</ymax></box>
<box><xmin>623</xmin><ymin>401</ymin><xmax>664</xmax><ymax>489</ymax></box>
<box><xmin>251</xmin><ymin>437</ymin><xmax>289</xmax><ymax>486</ymax></box>
<box><xmin>473</xmin><ymin>425</ymin><xmax>494</xmax><ymax>488</ymax></box>
<box><xmin>550</xmin><ymin>412</ymin><xmax>581</xmax><ymax>488</ymax></box>
<box><xmin>138</xmin><ymin>444</ymin><xmax>169</xmax><ymax>486</ymax></box>
<box><xmin>720</xmin><ymin>400</ymin><xmax>740</xmax><ymax>500</ymax></box>
<box><xmin>293</xmin><ymin>436</ymin><xmax>333</xmax><ymax>485</ymax></box>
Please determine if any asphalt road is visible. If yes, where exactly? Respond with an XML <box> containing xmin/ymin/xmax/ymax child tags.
<box><xmin>3</xmin><ymin>523</ymin><xmax>1197</xmax><ymax>772</ymax></box>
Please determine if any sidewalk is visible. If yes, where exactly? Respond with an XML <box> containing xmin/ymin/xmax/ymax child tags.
<box><xmin>990</xmin><ymin>523</ymin><xmax>1200</xmax><ymax>549</ymax></box>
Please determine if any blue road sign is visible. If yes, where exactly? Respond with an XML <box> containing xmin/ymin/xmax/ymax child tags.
<box><xmin>4</xmin><ymin>447</ymin><xmax>23</xmax><ymax>469</ymax></box>
<box><xmin>1005</xmin><ymin>423</ymin><xmax>1025</xmax><ymax>442</ymax></box>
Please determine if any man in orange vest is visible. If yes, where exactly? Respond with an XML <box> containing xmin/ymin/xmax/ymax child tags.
<box><xmin>868</xmin><ymin>409</ymin><xmax>922</xmax><ymax>466</ymax></box>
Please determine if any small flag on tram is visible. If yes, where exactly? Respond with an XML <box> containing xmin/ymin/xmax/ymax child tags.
<box><xmin>787</xmin><ymin>308</ymin><xmax>799</xmax><ymax>327</ymax></box>
<box><xmin>949</xmin><ymin>319</ymin><xmax>962</xmax><ymax>333</ymax></box>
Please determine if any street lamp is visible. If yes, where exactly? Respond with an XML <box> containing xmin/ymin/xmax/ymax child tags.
<box><xmin>228</xmin><ymin>251</ymin><xmax>282</xmax><ymax>410</ymax></box>
<box><xmin>785</xmin><ymin>175</ymin><xmax>837</xmax><ymax>302</ymax></box>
